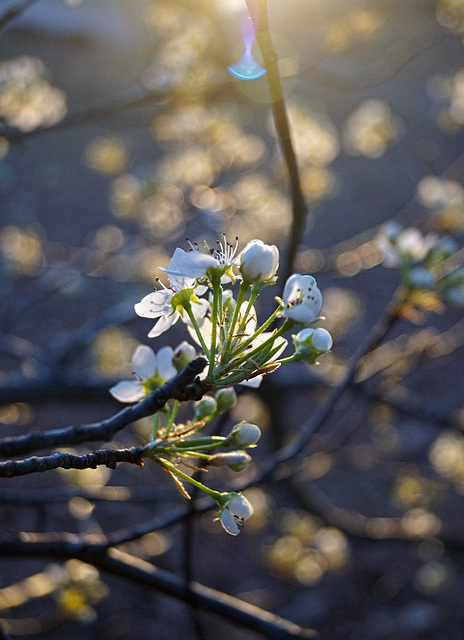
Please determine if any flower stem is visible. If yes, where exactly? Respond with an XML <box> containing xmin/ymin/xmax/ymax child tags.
<box><xmin>208</xmin><ymin>273</ymin><xmax>221</xmax><ymax>377</ymax></box>
<box><xmin>158</xmin><ymin>458</ymin><xmax>222</xmax><ymax>501</ymax></box>
<box><xmin>229</xmin><ymin>317</ymin><xmax>294</xmax><ymax>370</ymax></box>
<box><xmin>184</xmin><ymin>301</ymin><xmax>211</xmax><ymax>359</ymax></box>
<box><xmin>152</xmin><ymin>412</ymin><xmax>159</xmax><ymax>440</ymax></box>
<box><xmin>222</xmin><ymin>280</ymin><xmax>248</xmax><ymax>363</ymax></box>
<box><xmin>164</xmin><ymin>400</ymin><xmax>179</xmax><ymax>439</ymax></box>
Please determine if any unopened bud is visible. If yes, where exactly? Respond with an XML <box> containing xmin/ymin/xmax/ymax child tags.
<box><xmin>193</xmin><ymin>396</ymin><xmax>217</xmax><ymax>421</ymax></box>
<box><xmin>207</xmin><ymin>451</ymin><xmax>251</xmax><ymax>471</ymax></box>
<box><xmin>215</xmin><ymin>387</ymin><xmax>237</xmax><ymax>412</ymax></box>
<box><xmin>228</xmin><ymin>422</ymin><xmax>261</xmax><ymax>448</ymax></box>
<box><xmin>172</xmin><ymin>341</ymin><xmax>197</xmax><ymax>371</ymax></box>
<box><xmin>293</xmin><ymin>327</ymin><xmax>333</xmax><ymax>364</ymax></box>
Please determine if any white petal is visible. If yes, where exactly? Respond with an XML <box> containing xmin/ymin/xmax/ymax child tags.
<box><xmin>156</xmin><ymin>346</ymin><xmax>177</xmax><ymax>380</ymax></box>
<box><xmin>135</xmin><ymin>290</ymin><xmax>172</xmax><ymax>319</ymax></box>
<box><xmin>239</xmin><ymin>302</ymin><xmax>257</xmax><ymax>334</ymax></box>
<box><xmin>148</xmin><ymin>310</ymin><xmax>179</xmax><ymax>338</ymax></box>
<box><xmin>187</xmin><ymin>316</ymin><xmax>212</xmax><ymax>349</ymax></box>
<box><xmin>109</xmin><ymin>380</ymin><xmax>145</xmax><ymax>403</ymax></box>
<box><xmin>228</xmin><ymin>494</ymin><xmax>254</xmax><ymax>519</ymax></box>
<box><xmin>174</xmin><ymin>250</ymin><xmax>219</xmax><ymax>279</ymax></box>
<box><xmin>220</xmin><ymin>509</ymin><xmax>241</xmax><ymax>535</ymax></box>
<box><xmin>132</xmin><ymin>345</ymin><xmax>157</xmax><ymax>381</ymax></box>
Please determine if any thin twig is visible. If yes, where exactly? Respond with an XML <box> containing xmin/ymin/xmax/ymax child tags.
<box><xmin>0</xmin><ymin>541</ymin><xmax>318</xmax><ymax>639</ymax></box>
<box><xmin>246</xmin><ymin>0</ymin><xmax>307</xmax><ymax>283</ymax></box>
<box><xmin>0</xmin><ymin>0</ymin><xmax>40</xmax><ymax>30</ymax></box>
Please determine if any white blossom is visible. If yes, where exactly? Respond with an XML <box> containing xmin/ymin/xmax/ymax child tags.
<box><xmin>282</xmin><ymin>273</ymin><xmax>323</xmax><ymax>324</ymax></box>
<box><xmin>239</xmin><ymin>239</ymin><xmax>279</xmax><ymax>283</ymax></box>
<box><xmin>109</xmin><ymin>345</ymin><xmax>176</xmax><ymax>403</ymax></box>
<box><xmin>135</xmin><ymin>249</ymin><xmax>208</xmax><ymax>338</ymax></box>
<box><xmin>219</xmin><ymin>493</ymin><xmax>254</xmax><ymax>535</ymax></box>
<box><xmin>163</xmin><ymin>236</ymin><xmax>240</xmax><ymax>282</ymax></box>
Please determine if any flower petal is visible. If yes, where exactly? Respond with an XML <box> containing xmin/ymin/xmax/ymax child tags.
<box><xmin>132</xmin><ymin>345</ymin><xmax>157</xmax><ymax>381</ymax></box>
<box><xmin>220</xmin><ymin>508</ymin><xmax>241</xmax><ymax>535</ymax></box>
<box><xmin>135</xmin><ymin>290</ymin><xmax>172</xmax><ymax>319</ymax></box>
<box><xmin>156</xmin><ymin>345</ymin><xmax>177</xmax><ymax>380</ymax></box>
<box><xmin>148</xmin><ymin>310</ymin><xmax>179</xmax><ymax>338</ymax></box>
<box><xmin>109</xmin><ymin>380</ymin><xmax>145</xmax><ymax>403</ymax></box>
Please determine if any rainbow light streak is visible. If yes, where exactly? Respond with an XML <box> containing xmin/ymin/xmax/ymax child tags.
<box><xmin>227</xmin><ymin>9</ymin><xmax>267</xmax><ymax>80</ymax></box>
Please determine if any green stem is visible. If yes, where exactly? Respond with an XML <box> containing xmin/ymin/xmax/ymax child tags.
<box><xmin>222</xmin><ymin>280</ymin><xmax>248</xmax><ymax>362</ymax></box>
<box><xmin>164</xmin><ymin>400</ymin><xmax>179</xmax><ymax>439</ymax></box>
<box><xmin>208</xmin><ymin>274</ymin><xmax>221</xmax><ymax>377</ymax></box>
<box><xmin>184</xmin><ymin>301</ymin><xmax>211</xmax><ymax>359</ymax></box>
<box><xmin>152</xmin><ymin>412</ymin><xmax>159</xmax><ymax>440</ymax></box>
<box><xmin>229</xmin><ymin>318</ymin><xmax>294</xmax><ymax>371</ymax></box>
<box><xmin>227</xmin><ymin>304</ymin><xmax>284</xmax><ymax>362</ymax></box>
<box><xmin>158</xmin><ymin>458</ymin><xmax>222</xmax><ymax>501</ymax></box>
<box><xmin>236</xmin><ymin>284</ymin><xmax>260</xmax><ymax>334</ymax></box>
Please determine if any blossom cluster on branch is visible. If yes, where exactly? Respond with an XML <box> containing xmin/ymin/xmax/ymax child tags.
<box><xmin>110</xmin><ymin>235</ymin><xmax>332</xmax><ymax>534</ymax></box>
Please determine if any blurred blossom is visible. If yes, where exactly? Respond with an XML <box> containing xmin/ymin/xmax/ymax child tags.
<box><xmin>85</xmin><ymin>136</ymin><xmax>127</xmax><ymax>175</ymax></box>
<box><xmin>417</xmin><ymin>175</ymin><xmax>464</xmax><ymax>231</ymax></box>
<box><xmin>342</xmin><ymin>99</ymin><xmax>403</xmax><ymax>158</ymax></box>
<box><xmin>0</xmin><ymin>56</ymin><xmax>67</xmax><ymax>132</ymax></box>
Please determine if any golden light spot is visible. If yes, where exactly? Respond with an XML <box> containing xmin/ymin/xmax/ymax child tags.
<box><xmin>313</xmin><ymin>527</ymin><xmax>349</xmax><ymax>569</ymax></box>
<box><xmin>414</xmin><ymin>560</ymin><xmax>452</xmax><ymax>594</ymax></box>
<box><xmin>0</xmin><ymin>225</ymin><xmax>44</xmax><ymax>274</ymax></box>
<box><xmin>0</xmin><ymin>56</ymin><xmax>67</xmax><ymax>132</ymax></box>
<box><xmin>366</xmin><ymin>517</ymin><xmax>397</xmax><ymax>539</ymax></box>
<box><xmin>68</xmin><ymin>497</ymin><xmax>94</xmax><ymax>519</ymax></box>
<box><xmin>401</xmin><ymin>508</ymin><xmax>441</xmax><ymax>538</ymax></box>
<box><xmin>92</xmin><ymin>327</ymin><xmax>138</xmax><ymax>377</ymax></box>
<box><xmin>111</xmin><ymin>174</ymin><xmax>143</xmax><ymax>219</ymax></box>
<box><xmin>0</xmin><ymin>403</ymin><xmax>33</xmax><ymax>425</ymax></box>
<box><xmin>336</xmin><ymin>250</ymin><xmax>362</xmax><ymax>276</ymax></box>
<box><xmin>231</xmin><ymin>393</ymin><xmax>270</xmax><ymax>427</ymax></box>
<box><xmin>85</xmin><ymin>136</ymin><xmax>127</xmax><ymax>175</ymax></box>
<box><xmin>0</xmin><ymin>137</ymin><xmax>9</xmax><ymax>160</ymax></box>
<box><xmin>294</xmin><ymin>249</ymin><xmax>325</xmax><ymax>273</ymax></box>
<box><xmin>430</xmin><ymin>432</ymin><xmax>464</xmax><ymax>483</ymax></box>
<box><xmin>294</xmin><ymin>552</ymin><xmax>325</xmax><ymax>586</ymax></box>
<box><xmin>320</xmin><ymin>287</ymin><xmax>361</xmax><ymax>338</ymax></box>
<box><xmin>301</xmin><ymin>166</ymin><xmax>336</xmax><ymax>201</ymax></box>
<box><xmin>303</xmin><ymin>452</ymin><xmax>333</xmax><ymax>480</ymax></box>
<box><xmin>342</xmin><ymin>99</ymin><xmax>402</xmax><ymax>158</ymax></box>
<box><xmin>94</xmin><ymin>225</ymin><xmax>124</xmax><ymax>253</ymax></box>
<box><xmin>348</xmin><ymin>9</ymin><xmax>384</xmax><ymax>38</ymax></box>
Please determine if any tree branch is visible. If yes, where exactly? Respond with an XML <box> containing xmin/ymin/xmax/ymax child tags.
<box><xmin>247</xmin><ymin>0</ymin><xmax>307</xmax><ymax>283</ymax></box>
<box><xmin>0</xmin><ymin>446</ymin><xmax>145</xmax><ymax>477</ymax></box>
<box><xmin>0</xmin><ymin>0</ymin><xmax>40</xmax><ymax>31</ymax></box>
<box><xmin>0</xmin><ymin>357</ymin><xmax>208</xmax><ymax>458</ymax></box>
<box><xmin>0</xmin><ymin>541</ymin><xmax>317</xmax><ymax>639</ymax></box>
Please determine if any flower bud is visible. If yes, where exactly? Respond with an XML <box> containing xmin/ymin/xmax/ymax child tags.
<box><xmin>239</xmin><ymin>239</ymin><xmax>279</xmax><ymax>283</ymax></box>
<box><xmin>193</xmin><ymin>396</ymin><xmax>217</xmax><ymax>421</ymax></box>
<box><xmin>293</xmin><ymin>327</ymin><xmax>333</xmax><ymax>364</ymax></box>
<box><xmin>227</xmin><ymin>422</ymin><xmax>261</xmax><ymax>448</ymax></box>
<box><xmin>172</xmin><ymin>341</ymin><xmax>197</xmax><ymax>371</ymax></box>
<box><xmin>207</xmin><ymin>451</ymin><xmax>251</xmax><ymax>471</ymax></box>
<box><xmin>215</xmin><ymin>387</ymin><xmax>237</xmax><ymax>412</ymax></box>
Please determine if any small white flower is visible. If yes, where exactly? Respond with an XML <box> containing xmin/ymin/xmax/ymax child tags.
<box><xmin>219</xmin><ymin>493</ymin><xmax>254</xmax><ymax>536</ymax></box>
<box><xmin>135</xmin><ymin>249</ymin><xmax>208</xmax><ymax>338</ymax></box>
<box><xmin>282</xmin><ymin>273</ymin><xmax>323</xmax><ymax>324</ymax></box>
<box><xmin>163</xmin><ymin>235</ymin><xmax>240</xmax><ymax>282</ymax></box>
<box><xmin>239</xmin><ymin>239</ymin><xmax>279</xmax><ymax>283</ymax></box>
<box><xmin>109</xmin><ymin>345</ymin><xmax>176</xmax><ymax>403</ymax></box>
<box><xmin>376</xmin><ymin>226</ymin><xmax>439</xmax><ymax>268</ymax></box>
<box><xmin>172</xmin><ymin>340</ymin><xmax>197</xmax><ymax>371</ymax></box>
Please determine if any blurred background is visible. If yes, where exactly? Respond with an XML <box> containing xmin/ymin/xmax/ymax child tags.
<box><xmin>1</xmin><ymin>0</ymin><xmax>464</xmax><ymax>638</ymax></box>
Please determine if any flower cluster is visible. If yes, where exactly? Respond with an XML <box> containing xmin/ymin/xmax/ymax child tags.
<box><xmin>111</xmin><ymin>235</ymin><xmax>332</xmax><ymax>534</ymax></box>
<box><xmin>376</xmin><ymin>223</ymin><xmax>464</xmax><ymax>314</ymax></box>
